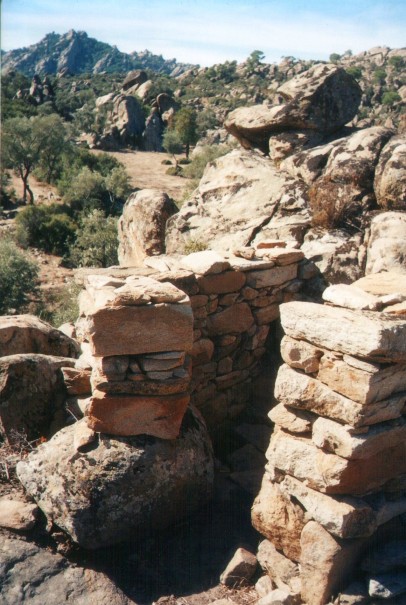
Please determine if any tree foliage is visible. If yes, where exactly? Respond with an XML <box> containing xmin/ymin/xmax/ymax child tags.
<box><xmin>69</xmin><ymin>209</ymin><xmax>118</xmax><ymax>268</ymax></box>
<box><xmin>173</xmin><ymin>108</ymin><xmax>198</xmax><ymax>159</ymax></box>
<box><xmin>2</xmin><ymin>115</ymin><xmax>72</xmax><ymax>202</ymax></box>
<box><xmin>0</xmin><ymin>238</ymin><xmax>39</xmax><ymax>313</ymax></box>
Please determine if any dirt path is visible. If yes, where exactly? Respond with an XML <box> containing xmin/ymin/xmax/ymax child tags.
<box><xmin>92</xmin><ymin>149</ymin><xmax>190</xmax><ymax>201</ymax></box>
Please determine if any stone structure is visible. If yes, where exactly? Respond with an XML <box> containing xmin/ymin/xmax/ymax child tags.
<box><xmin>74</xmin><ymin>247</ymin><xmax>313</xmax><ymax>438</ymax></box>
<box><xmin>252</xmin><ymin>294</ymin><xmax>406</xmax><ymax>605</ymax></box>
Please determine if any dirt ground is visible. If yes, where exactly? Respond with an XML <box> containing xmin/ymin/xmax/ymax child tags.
<box><xmin>8</xmin><ymin>150</ymin><xmax>189</xmax><ymax>204</ymax></box>
<box><xmin>91</xmin><ymin>149</ymin><xmax>190</xmax><ymax>201</ymax></box>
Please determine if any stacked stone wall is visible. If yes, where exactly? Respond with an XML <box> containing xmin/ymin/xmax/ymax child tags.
<box><xmin>74</xmin><ymin>246</ymin><xmax>316</xmax><ymax>437</ymax></box>
<box><xmin>252</xmin><ymin>299</ymin><xmax>406</xmax><ymax>605</ymax></box>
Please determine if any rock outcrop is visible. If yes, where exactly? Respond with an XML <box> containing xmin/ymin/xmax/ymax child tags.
<box><xmin>224</xmin><ymin>64</ymin><xmax>362</xmax><ymax>153</ymax></box>
<box><xmin>118</xmin><ymin>190</ymin><xmax>178</xmax><ymax>266</ymax></box>
<box><xmin>0</xmin><ymin>314</ymin><xmax>79</xmax><ymax>358</ymax></box>
<box><xmin>17</xmin><ymin>408</ymin><xmax>214</xmax><ymax>549</ymax></box>
<box><xmin>0</xmin><ymin>354</ymin><xmax>75</xmax><ymax>442</ymax></box>
<box><xmin>0</xmin><ymin>537</ymin><xmax>133</xmax><ymax>604</ymax></box>
<box><xmin>365</xmin><ymin>211</ymin><xmax>406</xmax><ymax>275</ymax></box>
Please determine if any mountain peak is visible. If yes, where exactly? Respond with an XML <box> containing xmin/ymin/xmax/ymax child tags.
<box><xmin>1</xmin><ymin>31</ymin><xmax>196</xmax><ymax>77</ymax></box>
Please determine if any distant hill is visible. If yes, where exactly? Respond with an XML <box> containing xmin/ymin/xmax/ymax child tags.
<box><xmin>1</xmin><ymin>30</ymin><xmax>197</xmax><ymax>77</ymax></box>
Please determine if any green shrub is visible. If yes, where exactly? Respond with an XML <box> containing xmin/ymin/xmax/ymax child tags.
<box><xmin>166</xmin><ymin>166</ymin><xmax>183</xmax><ymax>176</ymax></box>
<box><xmin>183</xmin><ymin>238</ymin><xmax>208</xmax><ymax>254</ymax></box>
<box><xmin>382</xmin><ymin>91</ymin><xmax>401</xmax><ymax>106</ymax></box>
<box><xmin>346</xmin><ymin>67</ymin><xmax>362</xmax><ymax>80</ymax></box>
<box><xmin>15</xmin><ymin>204</ymin><xmax>77</xmax><ymax>255</ymax></box>
<box><xmin>69</xmin><ymin>209</ymin><xmax>118</xmax><ymax>268</ymax></box>
<box><xmin>0</xmin><ymin>238</ymin><xmax>39</xmax><ymax>313</ymax></box>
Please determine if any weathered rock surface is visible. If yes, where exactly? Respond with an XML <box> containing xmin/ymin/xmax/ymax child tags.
<box><xmin>279</xmin><ymin>475</ymin><xmax>376</xmax><ymax>539</ymax></box>
<box><xmin>316</xmin><ymin>354</ymin><xmax>406</xmax><ymax>405</ymax></box>
<box><xmin>0</xmin><ymin>354</ymin><xmax>75</xmax><ymax>441</ymax></box>
<box><xmin>365</xmin><ymin>212</ymin><xmax>406</xmax><ymax>275</ymax></box>
<box><xmin>86</xmin><ymin>390</ymin><xmax>190</xmax><ymax>438</ymax></box>
<box><xmin>266</xmin><ymin>429</ymin><xmax>406</xmax><ymax>495</ymax></box>
<box><xmin>0</xmin><ymin>315</ymin><xmax>79</xmax><ymax>358</ymax></box>
<box><xmin>0</xmin><ymin>537</ymin><xmax>133</xmax><ymax>604</ymax></box>
<box><xmin>17</xmin><ymin>408</ymin><xmax>214</xmax><ymax>549</ymax></box>
<box><xmin>257</xmin><ymin>539</ymin><xmax>301</xmax><ymax>595</ymax></box>
<box><xmin>322</xmin><ymin>284</ymin><xmax>381</xmax><ymax>310</ymax></box>
<box><xmin>374</xmin><ymin>135</ymin><xmax>406</xmax><ymax>211</ymax></box>
<box><xmin>0</xmin><ymin>498</ymin><xmax>38</xmax><ymax>531</ymax></box>
<box><xmin>109</xmin><ymin>94</ymin><xmax>145</xmax><ymax>145</ymax></box>
<box><xmin>274</xmin><ymin>363</ymin><xmax>405</xmax><ymax>427</ymax></box>
<box><xmin>300</xmin><ymin>521</ymin><xmax>365</xmax><ymax>605</ymax></box>
<box><xmin>225</xmin><ymin>65</ymin><xmax>361</xmax><ymax>152</ymax></box>
<box><xmin>354</xmin><ymin>272</ymin><xmax>406</xmax><ymax>299</ymax></box>
<box><xmin>219</xmin><ymin>547</ymin><xmax>257</xmax><ymax>587</ymax></box>
<box><xmin>118</xmin><ymin>190</ymin><xmax>178</xmax><ymax>266</ymax></box>
<box><xmin>252</xmin><ymin>477</ymin><xmax>306</xmax><ymax>562</ymax></box>
<box><xmin>165</xmin><ymin>149</ymin><xmax>310</xmax><ymax>253</ymax></box>
<box><xmin>301</xmin><ymin>229</ymin><xmax>363</xmax><ymax>285</ymax></box>
<box><xmin>280</xmin><ymin>301</ymin><xmax>406</xmax><ymax>362</ymax></box>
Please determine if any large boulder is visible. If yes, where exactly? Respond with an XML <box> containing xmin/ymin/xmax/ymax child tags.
<box><xmin>143</xmin><ymin>107</ymin><xmax>164</xmax><ymax>151</ymax></box>
<box><xmin>118</xmin><ymin>189</ymin><xmax>178</xmax><ymax>266</ymax></box>
<box><xmin>225</xmin><ymin>64</ymin><xmax>361</xmax><ymax>153</ymax></box>
<box><xmin>110</xmin><ymin>94</ymin><xmax>145</xmax><ymax>146</ymax></box>
<box><xmin>0</xmin><ymin>537</ymin><xmax>133</xmax><ymax>604</ymax></box>
<box><xmin>17</xmin><ymin>408</ymin><xmax>214</xmax><ymax>549</ymax></box>
<box><xmin>121</xmin><ymin>69</ymin><xmax>148</xmax><ymax>91</ymax></box>
<box><xmin>0</xmin><ymin>315</ymin><xmax>79</xmax><ymax>358</ymax></box>
<box><xmin>365</xmin><ymin>212</ymin><xmax>406</xmax><ymax>275</ymax></box>
<box><xmin>0</xmin><ymin>354</ymin><xmax>75</xmax><ymax>442</ymax></box>
<box><xmin>374</xmin><ymin>135</ymin><xmax>406</xmax><ymax>211</ymax></box>
<box><xmin>165</xmin><ymin>149</ymin><xmax>310</xmax><ymax>253</ymax></box>
<box><xmin>306</xmin><ymin>127</ymin><xmax>393</xmax><ymax>229</ymax></box>
<box><xmin>301</xmin><ymin>229</ymin><xmax>364</xmax><ymax>285</ymax></box>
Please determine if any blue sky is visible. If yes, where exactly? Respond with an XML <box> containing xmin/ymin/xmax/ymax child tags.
<box><xmin>2</xmin><ymin>0</ymin><xmax>405</xmax><ymax>66</ymax></box>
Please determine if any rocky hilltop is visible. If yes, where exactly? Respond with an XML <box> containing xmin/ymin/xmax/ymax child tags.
<box><xmin>1</xmin><ymin>30</ymin><xmax>196</xmax><ymax>76</ymax></box>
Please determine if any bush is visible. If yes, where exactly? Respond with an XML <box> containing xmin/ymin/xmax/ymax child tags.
<box><xmin>15</xmin><ymin>204</ymin><xmax>77</xmax><ymax>255</ymax></box>
<box><xmin>382</xmin><ymin>91</ymin><xmax>401</xmax><ymax>106</ymax></box>
<box><xmin>183</xmin><ymin>238</ymin><xmax>208</xmax><ymax>254</ymax></box>
<box><xmin>309</xmin><ymin>176</ymin><xmax>363</xmax><ymax>230</ymax></box>
<box><xmin>39</xmin><ymin>280</ymin><xmax>81</xmax><ymax>327</ymax></box>
<box><xmin>0</xmin><ymin>238</ymin><xmax>39</xmax><ymax>313</ymax></box>
<box><xmin>346</xmin><ymin>67</ymin><xmax>362</xmax><ymax>80</ymax></box>
<box><xmin>69</xmin><ymin>209</ymin><xmax>118</xmax><ymax>268</ymax></box>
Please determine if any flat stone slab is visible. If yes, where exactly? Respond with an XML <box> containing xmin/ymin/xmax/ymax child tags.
<box><xmin>275</xmin><ymin>364</ymin><xmax>405</xmax><ymax>428</ymax></box>
<box><xmin>354</xmin><ymin>272</ymin><xmax>406</xmax><ymax>297</ymax></box>
<box><xmin>86</xmin><ymin>390</ymin><xmax>190</xmax><ymax>439</ymax></box>
<box><xmin>312</xmin><ymin>416</ymin><xmax>406</xmax><ymax>460</ymax></box>
<box><xmin>317</xmin><ymin>354</ymin><xmax>406</xmax><ymax>405</ymax></box>
<box><xmin>86</xmin><ymin>303</ymin><xmax>194</xmax><ymax>357</ymax></box>
<box><xmin>280</xmin><ymin>301</ymin><xmax>406</xmax><ymax>362</ymax></box>
<box><xmin>266</xmin><ymin>429</ymin><xmax>406</xmax><ymax>495</ymax></box>
<box><xmin>280</xmin><ymin>475</ymin><xmax>376</xmax><ymax>538</ymax></box>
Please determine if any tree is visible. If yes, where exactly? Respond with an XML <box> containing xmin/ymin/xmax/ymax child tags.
<box><xmin>2</xmin><ymin>117</ymin><xmax>44</xmax><ymax>204</ymax></box>
<box><xmin>329</xmin><ymin>53</ymin><xmax>342</xmax><ymax>64</ymax></box>
<box><xmin>246</xmin><ymin>50</ymin><xmax>265</xmax><ymax>70</ymax></box>
<box><xmin>2</xmin><ymin>115</ymin><xmax>71</xmax><ymax>203</ymax></box>
<box><xmin>36</xmin><ymin>114</ymin><xmax>72</xmax><ymax>183</ymax></box>
<box><xmin>174</xmin><ymin>108</ymin><xmax>198</xmax><ymax>159</ymax></box>
<box><xmin>162</xmin><ymin>129</ymin><xmax>183</xmax><ymax>167</ymax></box>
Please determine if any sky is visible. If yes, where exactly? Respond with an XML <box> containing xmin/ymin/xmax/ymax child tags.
<box><xmin>2</xmin><ymin>0</ymin><xmax>405</xmax><ymax>66</ymax></box>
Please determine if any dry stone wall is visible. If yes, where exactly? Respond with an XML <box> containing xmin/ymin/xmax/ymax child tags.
<box><xmin>74</xmin><ymin>246</ymin><xmax>315</xmax><ymax>437</ymax></box>
<box><xmin>253</xmin><ymin>297</ymin><xmax>406</xmax><ymax>605</ymax></box>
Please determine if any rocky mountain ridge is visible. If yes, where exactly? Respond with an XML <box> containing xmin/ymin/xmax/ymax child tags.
<box><xmin>1</xmin><ymin>30</ymin><xmax>196</xmax><ymax>77</ymax></box>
